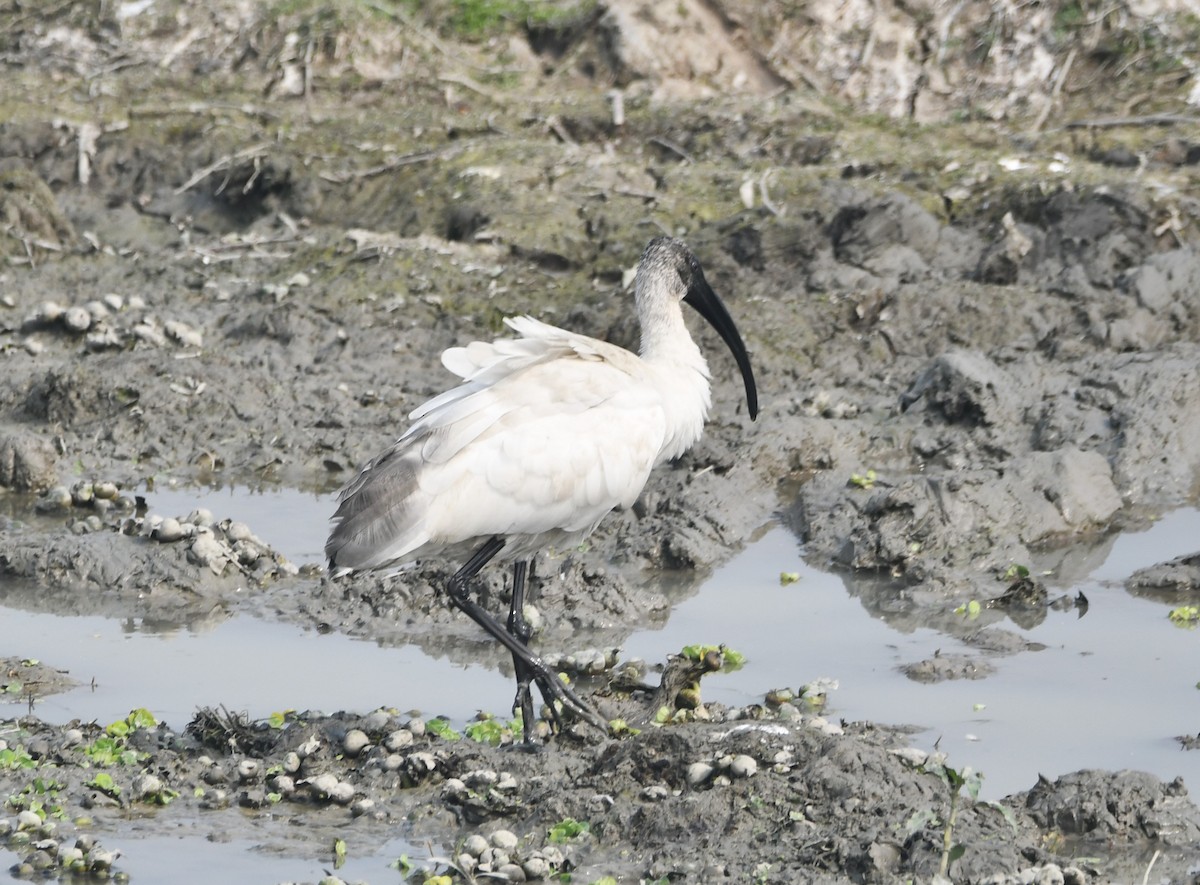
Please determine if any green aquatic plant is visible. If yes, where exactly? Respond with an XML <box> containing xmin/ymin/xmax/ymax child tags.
<box><xmin>83</xmin><ymin>709</ymin><xmax>158</xmax><ymax>767</ymax></box>
<box><xmin>425</xmin><ymin>717</ymin><xmax>461</xmax><ymax>741</ymax></box>
<box><xmin>1168</xmin><ymin>605</ymin><xmax>1198</xmax><ymax>627</ymax></box>
<box><xmin>954</xmin><ymin>599</ymin><xmax>983</xmax><ymax>620</ymax></box>
<box><xmin>0</xmin><ymin>746</ymin><xmax>37</xmax><ymax>770</ymax></box>
<box><xmin>548</xmin><ymin>817</ymin><xmax>589</xmax><ymax>843</ymax></box>
<box><xmin>463</xmin><ymin>713</ymin><xmax>518</xmax><ymax>746</ymax></box>
<box><xmin>1001</xmin><ymin>563</ymin><xmax>1030</xmax><ymax>582</ymax></box>
<box><xmin>679</xmin><ymin>644</ymin><xmax>745</xmax><ymax>671</ymax></box>
<box><xmin>849</xmin><ymin>468</ymin><xmax>878</xmax><ymax>489</ymax></box>
<box><xmin>85</xmin><ymin>772</ymin><xmax>120</xmax><ymax>798</ymax></box>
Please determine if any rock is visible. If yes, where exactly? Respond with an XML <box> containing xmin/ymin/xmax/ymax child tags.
<box><xmin>729</xmin><ymin>755</ymin><xmax>757</xmax><ymax>778</ymax></box>
<box><xmin>62</xmin><ymin>306</ymin><xmax>91</xmax><ymax>333</ymax></box>
<box><xmin>497</xmin><ymin>863</ymin><xmax>526</xmax><ymax>882</ymax></box>
<box><xmin>0</xmin><ymin>432</ymin><xmax>57</xmax><ymax>492</ymax></box>
<box><xmin>384</xmin><ymin>729</ymin><xmax>413</xmax><ymax>751</ymax></box>
<box><xmin>342</xmin><ymin>729</ymin><xmax>370</xmax><ymax>756</ymax></box>
<box><xmin>490</xmin><ymin>829</ymin><xmax>519</xmax><ymax>851</ymax></box>
<box><xmin>463</xmin><ymin>834</ymin><xmax>488</xmax><ymax>857</ymax></box>
<box><xmin>687</xmin><ymin>762</ymin><xmax>714</xmax><ymax>786</ymax></box>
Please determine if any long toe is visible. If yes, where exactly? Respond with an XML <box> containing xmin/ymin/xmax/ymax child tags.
<box><xmin>535</xmin><ymin>672</ymin><xmax>608</xmax><ymax>736</ymax></box>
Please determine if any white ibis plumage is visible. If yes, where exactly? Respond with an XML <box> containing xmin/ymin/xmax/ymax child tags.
<box><xmin>326</xmin><ymin>236</ymin><xmax>758</xmax><ymax>739</ymax></box>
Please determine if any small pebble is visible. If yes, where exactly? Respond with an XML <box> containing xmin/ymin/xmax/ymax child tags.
<box><xmin>35</xmin><ymin>485</ymin><xmax>72</xmax><ymax>513</ymax></box>
<box><xmin>730</xmin><ymin>755</ymin><xmax>757</xmax><ymax>778</ymax></box>
<box><xmin>189</xmin><ymin>534</ymin><xmax>227</xmax><ymax>573</ymax></box>
<box><xmin>187</xmin><ymin>508</ymin><xmax>214</xmax><ymax>527</ymax></box>
<box><xmin>102</xmin><ymin>293</ymin><xmax>124</xmax><ymax>311</ymax></box>
<box><xmin>132</xmin><ymin>774</ymin><xmax>163</xmax><ymax>798</ymax></box>
<box><xmin>342</xmin><ymin>729</ymin><xmax>370</xmax><ymax>756</ymax></box>
<box><xmin>349</xmin><ymin>798</ymin><xmax>375</xmax><ymax>817</ymax></box>
<box><xmin>62</xmin><ymin>306</ymin><xmax>91</xmax><ymax>332</ymax></box>
<box><xmin>283</xmin><ymin>752</ymin><xmax>302</xmax><ymax>773</ymax></box>
<box><xmin>84</xmin><ymin>300</ymin><xmax>109</xmax><ymax>321</ymax></box>
<box><xmin>153</xmin><ymin>516</ymin><xmax>185</xmax><ymax>542</ymax></box>
<box><xmin>641</xmin><ymin>784</ymin><xmax>670</xmax><ymax>801</ymax></box>
<box><xmin>522</xmin><ymin>856</ymin><xmax>551</xmax><ymax>879</ymax></box>
<box><xmin>497</xmin><ymin>863</ymin><xmax>526</xmax><ymax>882</ymax></box>
<box><xmin>225</xmin><ymin>521</ymin><xmax>254</xmax><ymax>542</ymax></box>
<box><xmin>490</xmin><ymin>829</ymin><xmax>519</xmax><ymax>852</ymax></box>
<box><xmin>236</xmin><ymin>759</ymin><xmax>260</xmax><ymax>781</ymax></box>
<box><xmin>57</xmin><ymin>844</ymin><xmax>84</xmax><ymax>867</ymax></box>
<box><xmin>496</xmin><ymin>771</ymin><xmax>518</xmax><ymax>791</ymax></box>
<box><xmin>364</xmin><ymin>709</ymin><xmax>391</xmax><ymax>732</ymax></box>
<box><xmin>305</xmin><ymin>773</ymin><xmax>338</xmax><ymax>796</ymax></box>
<box><xmin>462</xmin><ymin>834</ymin><xmax>488</xmax><ymax>857</ymax></box>
<box><xmin>384</xmin><ymin>729</ymin><xmax>413</xmax><ymax>751</ymax></box>
<box><xmin>328</xmin><ymin>781</ymin><xmax>355</xmax><ymax>804</ymax></box>
<box><xmin>92</xmin><ymin>481</ymin><xmax>119</xmax><ymax>500</ymax></box>
<box><xmin>686</xmin><ymin>762</ymin><xmax>714</xmax><ymax>787</ymax></box>
<box><xmin>37</xmin><ymin>301</ymin><xmax>63</xmax><ymax>324</ymax></box>
<box><xmin>16</xmin><ymin>810</ymin><xmax>41</xmax><ymax>830</ymax></box>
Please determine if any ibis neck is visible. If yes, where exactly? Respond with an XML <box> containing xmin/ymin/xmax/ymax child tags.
<box><xmin>638</xmin><ymin>301</ymin><xmax>712</xmax><ymax>462</ymax></box>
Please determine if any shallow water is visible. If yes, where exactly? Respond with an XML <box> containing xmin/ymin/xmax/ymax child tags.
<box><xmin>1</xmin><ymin>486</ymin><xmax>1198</xmax><ymax>881</ymax></box>
<box><xmin>83</xmin><ymin>828</ymin><xmax>424</xmax><ymax>884</ymax></box>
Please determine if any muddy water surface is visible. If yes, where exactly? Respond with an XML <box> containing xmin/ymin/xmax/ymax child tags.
<box><xmin>4</xmin><ymin>486</ymin><xmax>1196</xmax><ymax>803</ymax></box>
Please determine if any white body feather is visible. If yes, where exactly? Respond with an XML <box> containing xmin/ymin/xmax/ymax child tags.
<box><xmin>327</xmin><ymin>284</ymin><xmax>714</xmax><ymax>574</ymax></box>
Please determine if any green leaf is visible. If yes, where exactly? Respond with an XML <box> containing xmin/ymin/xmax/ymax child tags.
<box><xmin>86</xmin><ymin>773</ymin><xmax>120</xmax><ymax>797</ymax></box>
<box><xmin>1168</xmin><ymin>605</ymin><xmax>1199</xmax><ymax>627</ymax></box>
<box><xmin>779</xmin><ymin>571</ymin><xmax>800</xmax><ymax>586</ymax></box>
<box><xmin>425</xmin><ymin>718</ymin><xmax>461</xmax><ymax>741</ymax></box>
<box><xmin>849</xmin><ymin>469</ymin><xmax>877</xmax><ymax>489</ymax></box>
<box><xmin>678</xmin><ymin>644</ymin><xmax>745</xmax><ymax>671</ymax></box>
<box><xmin>127</xmin><ymin>708</ymin><xmax>158</xmax><ymax>730</ymax></box>
<box><xmin>464</xmin><ymin>714</ymin><xmax>515</xmax><ymax>746</ymax></box>
<box><xmin>548</xmin><ymin>818</ymin><xmax>589</xmax><ymax>843</ymax></box>
<box><xmin>267</xmin><ymin>710</ymin><xmax>290</xmax><ymax>729</ymax></box>
<box><xmin>333</xmin><ymin>837</ymin><xmax>347</xmax><ymax>867</ymax></box>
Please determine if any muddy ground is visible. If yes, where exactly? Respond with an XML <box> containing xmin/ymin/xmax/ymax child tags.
<box><xmin>2</xmin><ymin>0</ymin><xmax>1200</xmax><ymax>882</ymax></box>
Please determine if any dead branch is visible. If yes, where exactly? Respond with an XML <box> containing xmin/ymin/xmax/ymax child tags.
<box><xmin>174</xmin><ymin>143</ymin><xmax>272</xmax><ymax>195</ymax></box>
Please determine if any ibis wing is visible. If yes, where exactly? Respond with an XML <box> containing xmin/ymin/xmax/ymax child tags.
<box><xmin>328</xmin><ymin>322</ymin><xmax>665</xmax><ymax>572</ymax></box>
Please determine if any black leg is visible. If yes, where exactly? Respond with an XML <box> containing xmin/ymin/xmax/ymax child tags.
<box><xmin>445</xmin><ymin>538</ymin><xmax>607</xmax><ymax>739</ymax></box>
<box><xmin>507</xmin><ymin>561</ymin><xmax>537</xmax><ymax>738</ymax></box>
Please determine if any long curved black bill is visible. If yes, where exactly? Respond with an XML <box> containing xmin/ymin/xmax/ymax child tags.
<box><xmin>684</xmin><ymin>276</ymin><xmax>759</xmax><ymax>420</ymax></box>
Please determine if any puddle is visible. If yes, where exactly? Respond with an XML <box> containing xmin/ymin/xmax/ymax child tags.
<box><xmin>621</xmin><ymin>509</ymin><xmax>1200</xmax><ymax>799</ymax></box>
<box><xmin>142</xmin><ymin>483</ymin><xmax>332</xmax><ymax>566</ymax></box>
<box><xmin>56</xmin><ymin>829</ymin><xmax>426</xmax><ymax>885</ymax></box>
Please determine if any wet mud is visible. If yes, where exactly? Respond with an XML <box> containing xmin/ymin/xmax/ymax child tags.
<box><xmin>2</xmin><ymin>1</ymin><xmax>1200</xmax><ymax>882</ymax></box>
